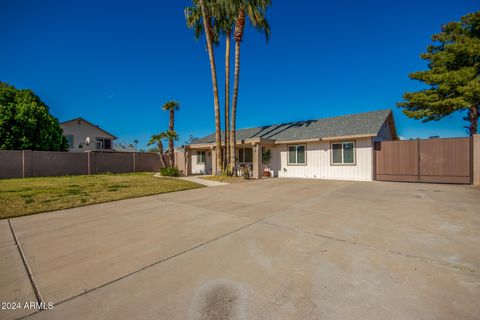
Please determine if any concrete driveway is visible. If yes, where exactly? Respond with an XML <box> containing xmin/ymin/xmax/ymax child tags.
<box><xmin>1</xmin><ymin>179</ymin><xmax>479</xmax><ymax>320</ymax></box>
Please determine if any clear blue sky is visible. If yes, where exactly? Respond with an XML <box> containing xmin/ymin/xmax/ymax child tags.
<box><xmin>1</xmin><ymin>0</ymin><xmax>478</xmax><ymax>149</ymax></box>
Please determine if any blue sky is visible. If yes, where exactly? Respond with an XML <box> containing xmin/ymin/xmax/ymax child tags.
<box><xmin>1</xmin><ymin>0</ymin><xmax>478</xmax><ymax>149</ymax></box>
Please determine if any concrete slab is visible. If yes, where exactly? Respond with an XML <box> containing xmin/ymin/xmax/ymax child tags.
<box><xmin>0</xmin><ymin>235</ymin><xmax>37</xmax><ymax>320</ymax></box>
<box><xmin>25</xmin><ymin>222</ymin><xmax>480</xmax><ymax>320</ymax></box>
<box><xmin>11</xmin><ymin>198</ymin><xmax>255</xmax><ymax>304</ymax></box>
<box><xmin>0</xmin><ymin>220</ymin><xmax>15</xmax><ymax>248</ymax></box>
<box><xmin>1</xmin><ymin>178</ymin><xmax>479</xmax><ymax>319</ymax></box>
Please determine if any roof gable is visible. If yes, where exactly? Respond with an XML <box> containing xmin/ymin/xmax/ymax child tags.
<box><xmin>61</xmin><ymin>117</ymin><xmax>117</xmax><ymax>139</ymax></box>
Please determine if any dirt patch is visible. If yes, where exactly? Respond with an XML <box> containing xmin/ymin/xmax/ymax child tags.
<box><xmin>189</xmin><ymin>279</ymin><xmax>246</xmax><ymax>320</ymax></box>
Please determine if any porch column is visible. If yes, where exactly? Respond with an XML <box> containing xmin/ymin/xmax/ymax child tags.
<box><xmin>185</xmin><ymin>147</ymin><xmax>192</xmax><ymax>176</ymax></box>
<box><xmin>252</xmin><ymin>143</ymin><xmax>262</xmax><ymax>179</ymax></box>
<box><xmin>211</xmin><ymin>146</ymin><xmax>217</xmax><ymax>175</ymax></box>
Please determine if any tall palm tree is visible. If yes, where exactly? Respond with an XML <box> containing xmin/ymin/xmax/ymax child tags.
<box><xmin>229</xmin><ymin>0</ymin><xmax>270</xmax><ymax>174</ymax></box>
<box><xmin>186</xmin><ymin>0</ymin><xmax>223</xmax><ymax>174</ymax></box>
<box><xmin>133</xmin><ymin>139</ymin><xmax>139</xmax><ymax>151</ymax></box>
<box><xmin>214</xmin><ymin>2</ymin><xmax>236</xmax><ymax>173</ymax></box>
<box><xmin>147</xmin><ymin>132</ymin><xmax>168</xmax><ymax>168</ymax></box>
<box><xmin>162</xmin><ymin>100</ymin><xmax>180</xmax><ymax>166</ymax></box>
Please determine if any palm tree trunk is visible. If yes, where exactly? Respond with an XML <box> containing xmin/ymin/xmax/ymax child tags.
<box><xmin>169</xmin><ymin>109</ymin><xmax>175</xmax><ymax>166</ymax></box>
<box><xmin>230</xmin><ymin>9</ymin><xmax>245</xmax><ymax>175</ymax></box>
<box><xmin>158</xmin><ymin>142</ymin><xmax>166</xmax><ymax>168</ymax></box>
<box><xmin>169</xmin><ymin>139</ymin><xmax>174</xmax><ymax>166</ymax></box>
<box><xmin>469</xmin><ymin>105</ymin><xmax>478</xmax><ymax>136</ymax></box>
<box><xmin>230</xmin><ymin>40</ymin><xmax>241</xmax><ymax>175</ymax></box>
<box><xmin>199</xmin><ymin>0</ymin><xmax>222</xmax><ymax>174</ymax></box>
<box><xmin>224</xmin><ymin>30</ymin><xmax>231</xmax><ymax>173</ymax></box>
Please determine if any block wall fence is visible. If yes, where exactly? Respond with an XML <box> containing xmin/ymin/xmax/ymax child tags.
<box><xmin>0</xmin><ymin>150</ymin><xmax>167</xmax><ymax>179</ymax></box>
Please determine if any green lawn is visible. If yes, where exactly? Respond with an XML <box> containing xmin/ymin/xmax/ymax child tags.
<box><xmin>0</xmin><ymin>173</ymin><xmax>203</xmax><ymax>219</ymax></box>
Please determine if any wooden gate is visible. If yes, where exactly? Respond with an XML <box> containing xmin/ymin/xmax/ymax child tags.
<box><xmin>375</xmin><ymin>138</ymin><xmax>471</xmax><ymax>184</ymax></box>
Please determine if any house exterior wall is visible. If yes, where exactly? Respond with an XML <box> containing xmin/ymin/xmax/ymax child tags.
<box><xmin>276</xmin><ymin>138</ymin><xmax>374</xmax><ymax>181</ymax></box>
<box><xmin>191</xmin><ymin>150</ymin><xmax>212</xmax><ymax>174</ymax></box>
<box><xmin>61</xmin><ymin>120</ymin><xmax>115</xmax><ymax>152</ymax></box>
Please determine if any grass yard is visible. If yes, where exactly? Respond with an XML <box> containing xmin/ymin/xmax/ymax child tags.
<box><xmin>200</xmin><ymin>175</ymin><xmax>250</xmax><ymax>184</ymax></box>
<box><xmin>0</xmin><ymin>172</ymin><xmax>203</xmax><ymax>219</ymax></box>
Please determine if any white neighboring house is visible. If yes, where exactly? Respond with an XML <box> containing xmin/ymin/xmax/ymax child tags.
<box><xmin>60</xmin><ymin>117</ymin><xmax>117</xmax><ymax>152</ymax></box>
<box><xmin>186</xmin><ymin>109</ymin><xmax>397</xmax><ymax>181</ymax></box>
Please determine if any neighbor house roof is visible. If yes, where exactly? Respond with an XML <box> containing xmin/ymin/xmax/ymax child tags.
<box><xmin>60</xmin><ymin>117</ymin><xmax>118</xmax><ymax>139</ymax></box>
<box><xmin>194</xmin><ymin>109</ymin><xmax>396</xmax><ymax>144</ymax></box>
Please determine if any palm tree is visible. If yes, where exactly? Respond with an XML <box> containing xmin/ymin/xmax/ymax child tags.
<box><xmin>164</xmin><ymin>130</ymin><xmax>179</xmax><ymax>166</ymax></box>
<box><xmin>215</xmin><ymin>2</ymin><xmax>236</xmax><ymax>173</ymax></box>
<box><xmin>162</xmin><ymin>100</ymin><xmax>180</xmax><ymax>166</ymax></box>
<box><xmin>186</xmin><ymin>0</ymin><xmax>223</xmax><ymax>174</ymax></box>
<box><xmin>147</xmin><ymin>132</ymin><xmax>168</xmax><ymax>168</ymax></box>
<box><xmin>133</xmin><ymin>139</ymin><xmax>139</xmax><ymax>151</ymax></box>
<box><xmin>229</xmin><ymin>0</ymin><xmax>270</xmax><ymax>174</ymax></box>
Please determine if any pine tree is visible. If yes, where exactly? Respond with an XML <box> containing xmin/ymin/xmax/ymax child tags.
<box><xmin>398</xmin><ymin>12</ymin><xmax>480</xmax><ymax>136</ymax></box>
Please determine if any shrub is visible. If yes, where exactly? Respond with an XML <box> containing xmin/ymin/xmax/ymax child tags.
<box><xmin>160</xmin><ymin>166</ymin><xmax>180</xmax><ymax>177</ymax></box>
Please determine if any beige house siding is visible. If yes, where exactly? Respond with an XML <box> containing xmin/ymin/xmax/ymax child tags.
<box><xmin>61</xmin><ymin>119</ymin><xmax>115</xmax><ymax>152</ymax></box>
<box><xmin>191</xmin><ymin>150</ymin><xmax>212</xmax><ymax>174</ymax></box>
<box><xmin>277</xmin><ymin>138</ymin><xmax>374</xmax><ymax>181</ymax></box>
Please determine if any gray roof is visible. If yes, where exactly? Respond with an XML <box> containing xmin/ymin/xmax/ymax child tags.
<box><xmin>194</xmin><ymin>109</ymin><xmax>393</xmax><ymax>144</ymax></box>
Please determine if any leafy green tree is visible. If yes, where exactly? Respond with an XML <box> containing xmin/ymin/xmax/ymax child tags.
<box><xmin>0</xmin><ymin>82</ymin><xmax>68</xmax><ymax>151</ymax></box>
<box><xmin>162</xmin><ymin>100</ymin><xmax>180</xmax><ymax>166</ymax></box>
<box><xmin>398</xmin><ymin>12</ymin><xmax>480</xmax><ymax>136</ymax></box>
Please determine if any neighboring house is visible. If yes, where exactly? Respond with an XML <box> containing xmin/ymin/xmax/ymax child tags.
<box><xmin>183</xmin><ymin>109</ymin><xmax>397</xmax><ymax>181</ymax></box>
<box><xmin>113</xmin><ymin>142</ymin><xmax>136</xmax><ymax>152</ymax></box>
<box><xmin>60</xmin><ymin>118</ymin><xmax>117</xmax><ymax>152</ymax></box>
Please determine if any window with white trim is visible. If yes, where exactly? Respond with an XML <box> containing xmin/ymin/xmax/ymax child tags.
<box><xmin>196</xmin><ymin>151</ymin><xmax>206</xmax><ymax>164</ymax></box>
<box><xmin>288</xmin><ymin>145</ymin><xmax>306</xmax><ymax>165</ymax></box>
<box><xmin>95</xmin><ymin>137</ymin><xmax>112</xmax><ymax>149</ymax></box>
<box><xmin>331</xmin><ymin>141</ymin><xmax>355</xmax><ymax>164</ymax></box>
<box><xmin>65</xmin><ymin>135</ymin><xmax>74</xmax><ymax>149</ymax></box>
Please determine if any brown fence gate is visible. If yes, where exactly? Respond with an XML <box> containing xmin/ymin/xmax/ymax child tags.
<box><xmin>375</xmin><ymin>137</ymin><xmax>471</xmax><ymax>184</ymax></box>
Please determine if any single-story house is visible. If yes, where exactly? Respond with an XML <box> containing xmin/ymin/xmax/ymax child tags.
<box><xmin>60</xmin><ymin>117</ymin><xmax>117</xmax><ymax>152</ymax></box>
<box><xmin>182</xmin><ymin>109</ymin><xmax>397</xmax><ymax>181</ymax></box>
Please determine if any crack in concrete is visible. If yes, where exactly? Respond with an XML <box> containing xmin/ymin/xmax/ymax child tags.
<box><xmin>8</xmin><ymin>219</ymin><xmax>46</xmax><ymax>308</ymax></box>
<box><xmin>261</xmin><ymin>220</ymin><xmax>479</xmax><ymax>274</ymax></box>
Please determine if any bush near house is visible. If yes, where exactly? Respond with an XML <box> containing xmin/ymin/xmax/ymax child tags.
<box><xmin>160</xmin><ymin>167</ymin><xmax>181</xmax><ymax>177</ymax></box>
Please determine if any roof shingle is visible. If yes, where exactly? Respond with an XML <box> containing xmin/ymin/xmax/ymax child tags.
<box><xmin>194</xmin><ymin>109</ymin><xmax>393</xmax><ymax>144</ymax></box>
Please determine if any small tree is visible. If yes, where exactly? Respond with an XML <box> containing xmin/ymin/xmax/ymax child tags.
<box><xmin>0</xmin><ymin>82</ymin><xmax>68</xmax><ymax>150</ymax></box>
<box><xmin>397</xmin><ymin>12</ymin><xmax>480</xmax><ymax>136</ymax></box>
<box><xmin>162</xmin><ymin>100</ymin><xmax>180</xmax><ymax>166</ymax></box>
<box><xmin>147</xmin><ymin>132</ymin><xmax>168</xmax><ymax>168</ymax></box>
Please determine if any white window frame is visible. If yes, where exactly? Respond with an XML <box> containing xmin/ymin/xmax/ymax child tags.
<box><xmin>196</xmin><ymin>151</ymin><xmax>206</xmax><ymax>164</ymax></box>
<box><xmin>331</xmin><ymin>141</ymin><xmax>356</xmax><ymax>165</ymax></box>
<box><xmin>95</xmin><ymin>137</ymin><xmax>112</xmax><ymax>150</ymax></box>
<box><xmin>287</xmin><ymin>144</ymin><xmax>307</xmax><ymax>165</ymax></box>
<box><xmin>65</xmin><ymin>135</ymin><xmax>74</xmax><ymax>149</ymax></box>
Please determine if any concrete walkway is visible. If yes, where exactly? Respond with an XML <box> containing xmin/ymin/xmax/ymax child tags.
<box><xmin>153</xmin><ymin>173</ymin><xmax>228</xmax><ymax>187</ymax></box>
<box><xmin>1</xmin><ymin>179</ymin><xmax>479</xmax><ymax>320</ymax></box>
